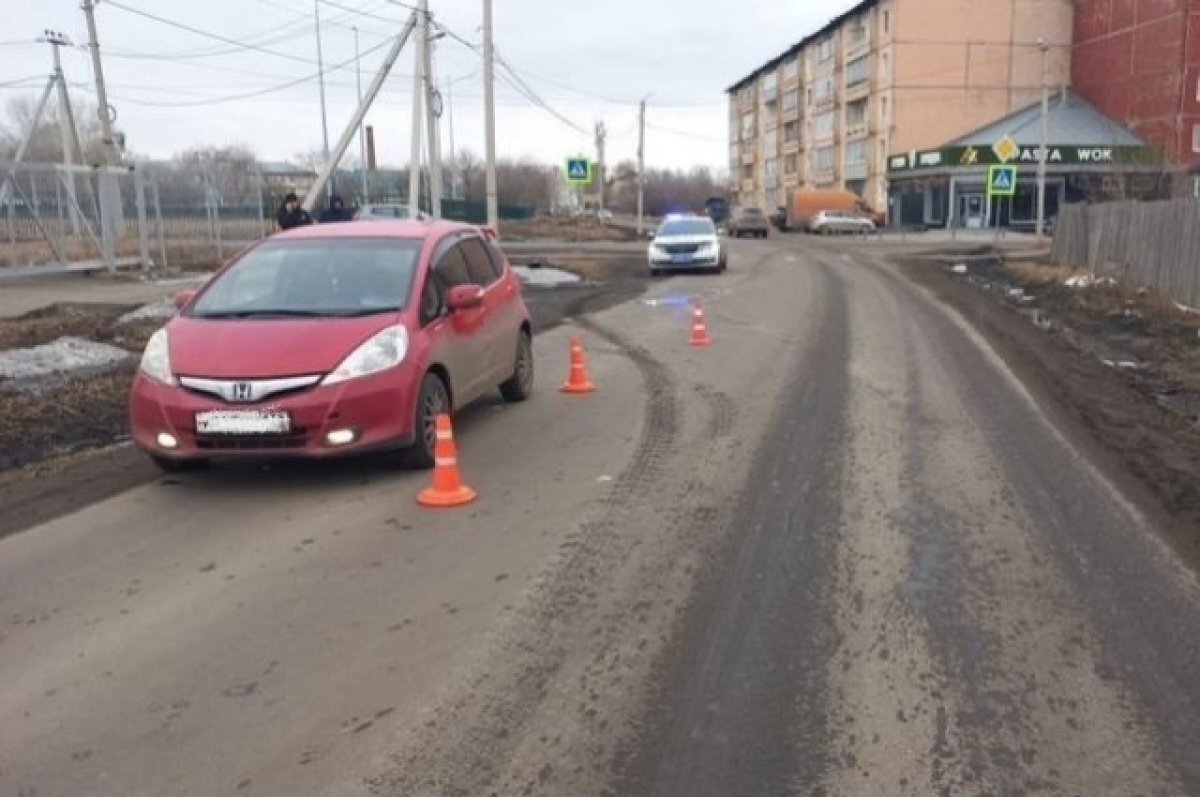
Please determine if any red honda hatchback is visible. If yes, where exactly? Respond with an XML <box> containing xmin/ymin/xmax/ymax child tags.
<box><xmin>129</xmin><ymin>220</ymin><xmax>533</xmax><ymax>472</ymax></box>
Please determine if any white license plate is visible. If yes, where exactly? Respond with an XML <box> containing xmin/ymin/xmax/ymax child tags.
<box><xmin>195</xmin><ymin>410</ymin><xmax>291</xmax><ymax>435</ymax></box>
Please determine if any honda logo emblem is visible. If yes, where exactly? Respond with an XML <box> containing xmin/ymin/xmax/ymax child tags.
<box><xmin>230</xmin><ymin>382</ymin><xmax>254</xmax><ymax>402</ymax></box>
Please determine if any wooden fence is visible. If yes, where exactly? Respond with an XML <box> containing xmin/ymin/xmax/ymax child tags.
<box><xmin>1051</xmin><ymin>199</ymin><xmax>1200</xmax><ymax>307</ymax></box>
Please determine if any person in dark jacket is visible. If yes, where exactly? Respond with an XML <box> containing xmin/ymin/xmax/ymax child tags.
<box><xmin>319</xmin><ymin>194</ymin><xmax>354</xmax><ymax>223</ymax></box>
<box><xmin>276</xmin><ymin>192</ymin><xmax>313</xmax><ymax>230</ymax></box>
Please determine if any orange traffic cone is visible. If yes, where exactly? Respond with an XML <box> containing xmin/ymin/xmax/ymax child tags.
<box><xmin>416</xmin><ymin>414</ymin><xmax>477</xmax><ymax>508</ymax></box>
<box><xmin>690</xmin><ymin>301</ymin><xmax>712</xmax><ymax>347</ymax></box>
<box><xmin>560</xmin><ymin>335</ymin><xmax>597</xmax><ymax>394</ymax></box>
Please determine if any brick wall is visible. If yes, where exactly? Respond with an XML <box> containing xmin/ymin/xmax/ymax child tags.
<box><xmin>1072</xmin><ymin>0</ymin><xmax>1200</xmax><ymax>166</ymax></box>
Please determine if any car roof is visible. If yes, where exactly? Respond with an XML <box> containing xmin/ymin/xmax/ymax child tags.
<box><xmin>272</xmin><ymin>219</ymin><xmax>473</xmax><ymax>240</ymax></box>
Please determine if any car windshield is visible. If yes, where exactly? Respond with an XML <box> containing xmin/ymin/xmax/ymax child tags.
<box><xmin>659</xmin><ymin>219</ymin><xmax>714</xmax><ymax>237</ymax></box>
<box><xmin>190</xmin><ymin>238</ymin><xmax>420</xmax><ymax>318</ymax></box>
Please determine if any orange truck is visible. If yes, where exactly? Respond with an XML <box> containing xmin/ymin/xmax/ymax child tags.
<box><xmin>783</xmin><ymin>189</ymin><xmax>886</xmax><ymax>231</ymax></box>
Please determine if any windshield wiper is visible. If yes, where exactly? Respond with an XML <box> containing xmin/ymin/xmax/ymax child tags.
<box><xmin>327</xmin><ymin>306</ymin><xmax>402</xmax><ymax>317</ymax></box>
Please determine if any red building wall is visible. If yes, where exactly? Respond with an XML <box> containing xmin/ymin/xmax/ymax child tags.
<box><xmin>1072</xmin><ymin>0</ymin><xmax>1200</xmax><ymax>167</ymax></box>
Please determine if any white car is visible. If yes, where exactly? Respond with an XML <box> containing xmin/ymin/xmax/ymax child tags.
<box><xmin>353</xmin><ymin>203</ymin><xmax>431</xmax><ymax>222</ymax></box>
<box><xmin>805</xmin><ymin>209</ymin><xmax>876</xmax><ymax>235</ymax></box>
<box><xmin>647</xmin><ymin>215</ymin><xmax>727</xmax><ymax>276</ymax></box>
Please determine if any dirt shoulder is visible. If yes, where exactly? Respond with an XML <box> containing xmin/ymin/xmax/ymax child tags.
<box><xmin>899</xmin><ymin>255</ymin><xmax>1200</xmax><ymax>568</ymax></box>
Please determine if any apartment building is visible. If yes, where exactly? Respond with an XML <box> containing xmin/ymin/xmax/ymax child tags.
<box><xmin>727</xmin><ymin>0</ymin><xmax>1073</xmax><ymax>215</ymax></box>
<box><xmin>1071</xmin><ymin>0</ymin><xmax>1200</xmax><ymax>170</ymax></box>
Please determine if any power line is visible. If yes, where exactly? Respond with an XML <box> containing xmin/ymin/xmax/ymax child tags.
<box><xmin>70</xmin><ymin>33</ymin><xmax>395</xmax><ymax>108</ymax></box>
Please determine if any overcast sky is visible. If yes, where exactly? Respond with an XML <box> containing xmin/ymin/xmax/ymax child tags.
<box><xmin>1</xmin><ymin>0</ymin><xmax>858</xmax><ymax>172</ymax></box>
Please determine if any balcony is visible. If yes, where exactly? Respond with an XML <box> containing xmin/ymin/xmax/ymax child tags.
<box><xmin>742</xmin><ymin>150</ymin><xmax>756</xmax><ymax>166</ymax></box>
<box><xmin>844</xmin><ymin>120</ymin><xmax>869</xmax><ymax>140</ymax></box>
<box><xmin>844</xmin><ymin>79</ymin><xmax>871</xmax><ymax>103</ymax></box>
<box><xmin>811</xmin><ymin>168</ymin><xmax>836</xmax><ymax>186</ymax></box>
<box><xmin>741</xmin><ymin>179</ymin><xmax>755</xmax><ymax>192</ymax></box>
<box><xmin>844</xmin><ymin>34</ymin><xmax>870</xmax><ymax>62</ymax></box>
<box><xmin>813</xmin><ymin>89</ymin><xmax>838</xmax><ymax>110</ymax></box>
<box><xmin>844</xmin><ymin>161</ymin><xmax>869</xmax><ymax>180</ymax></box>
<box><xmin>762</xmin><ymin>86</ymin><xmax>779</xmax><ymax>105</ymax></box>
<box><xmin>783</xmin><ymin>139</ymin><xmax>800</xmax><ymax>155</ymax></box>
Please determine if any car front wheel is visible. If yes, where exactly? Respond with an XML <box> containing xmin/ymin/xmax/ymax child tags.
<box><xmin>398</xmin><ymin>372</ymin><xmax>450</xmax><ymax>469</ymax></box>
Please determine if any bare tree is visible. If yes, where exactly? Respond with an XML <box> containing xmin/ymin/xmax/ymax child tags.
<box><xmin>0</xmin><ymin>93</ymin><xmax>107</xmax><ymax>164</ymax></box>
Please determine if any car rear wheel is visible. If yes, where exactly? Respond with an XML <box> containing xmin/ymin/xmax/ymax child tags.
<box><xmin>499</xmin><ymin>329</ymin><xmax>534</xmax><ymax>402</ymax></box>
<box><xmin>150</xmin><ymin>455</ymin><xmax>209</xmax><ymax>474</ymax></box>
<box><xmin>398</xmin><ymin>372</ymin><xmax>450</xmax><ymax>470</ymax></box>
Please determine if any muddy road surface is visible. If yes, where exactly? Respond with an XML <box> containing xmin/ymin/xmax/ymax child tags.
<box><xmin>1</xmin><ymin>239</ymin><xmax>1198</xmax><ymax>796</ymax></box>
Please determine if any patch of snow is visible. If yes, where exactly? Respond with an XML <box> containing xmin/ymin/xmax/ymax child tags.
<box><xmin>0</xmin><ymin>336</ymin><xmax>132</xmax><ymax>380</ymax></box>
<box><xmin>1064</xmin><ymin>274</ymin><xmax>1117</xmax><ymax>288</ymax></box>
<box><xmin>513</xmin><ymin>265</ymin><xmax>581</xmax><ymax>287</ymax></box>
<box><xmin>118</xmin><ymin>299</ymin><xmax>176</xmax><ymax>324</ymax></box>
<box><xmin>951</xmin><ymin>264</ymin><xmax>968</xmax><ymax>274</ymax></box>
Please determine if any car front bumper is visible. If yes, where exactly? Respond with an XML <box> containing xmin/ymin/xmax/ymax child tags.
<box><xmin>648</xmin><ymin>251</ymin><xmax>722</xmax><ymax>269</ymax></box>
<box><xmin>129</xmin><ymin>365</ymin><xmax>421</xmax><ymax>461</ymax></box>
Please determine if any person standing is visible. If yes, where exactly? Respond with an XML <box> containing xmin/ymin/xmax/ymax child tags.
<box><xmin>319</xmin><ymin>194</ymin><xmax>354</xmax><ymax>223</ymax></box>
<box><xmin>276</xmin><ymin>192</ymin><xmax>313</xmax><ymax>230</ymax></box>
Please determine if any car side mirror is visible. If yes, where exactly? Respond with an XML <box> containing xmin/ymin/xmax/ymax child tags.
<box><xmin>445</xmin><ymin>284</ymin><xmax>485</xmax><ymax>312</ymax></box>
<box><xmin>174</xmin><ymin>289</ymin><xmax>197</xmax><ymax>310</ymax></box>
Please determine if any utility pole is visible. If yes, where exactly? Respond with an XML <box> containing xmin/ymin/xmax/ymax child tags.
<box><xmin>354</xmin><ymin>25</ymin><xmax>368</xmax><ymax>203</ymax></box>
<box><xmin>408</xmin><ymin>0</ymin><xmax>427</xmax><ymax>212</ymax></box>
<box><xmin>81</xmin><ymin>0</ymin><xmax>118</xmax><ymax>164</ymax></box>
<box><xmin>446</xmin><ymin>77</ymin><xmax>457</xmax><ymax>199</ymax></box>
<box><xmin>424</xmin><ymin>26</ymin><xmax>443</xmax><ymax>219</ymax></box>
<box><xmin>637</xmin><ymin>99</ymin><xmax>647</xmax><ymax>234</ymax></box>
<box><xmin>47</xmin><ymin>31</ymin><xmax>83</xmax><ymax>234</ymax></box>
<box><xmin>595</xmin><ymin>120</ymin><xmax>607</xmax><ymax>211</ymax></box>
<box><xmin>315</xmin><ymin>0</ymin><xmax>332</xmax><ymax>200</ymax></box>
<box><xmin>1036</xmin><ymin>38</ymin><xmax>1049</xmax><ymax>243</ymax></box>
<box><xmin>483</xmin><ymin>0</ymin><xmax>498</xmax><ymax>227</ymax></box>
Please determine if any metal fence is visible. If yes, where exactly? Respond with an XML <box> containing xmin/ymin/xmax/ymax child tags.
<box><xmin>1051</xmin><ymin>198</ymin><xmax>1200</xmax><ymax>308</ymax></box>
<box><xmin>0</xmin><ymin>161</ymin><xmax>280</xmax><ymax>273</ymax></box>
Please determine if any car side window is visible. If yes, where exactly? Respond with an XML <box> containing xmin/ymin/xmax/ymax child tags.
<box><xmin>459</xmin><ymin>237</ymin><xmax>499</xmax><ymax>286</ymax></box>
<box><xmin>483</xmin><ymin>240</ymin><xmax>507</xmax><ymax>279</ymax></box>
<box><xmin>434</xmin><ymin>242</ymin><xmax>473</xmax><ymax>287</ymax></box>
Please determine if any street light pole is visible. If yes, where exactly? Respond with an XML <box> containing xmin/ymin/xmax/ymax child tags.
<box><xmin>408</xmin><ymin>0</ymin><xmax>427</xmax><ymax>213</ymax></box>
<box><xmin>1036</xmin><ymin>38</ymin><xmax>1049</xmax><ymax>243</ymax></box>
<box><xmin>483</xmin><ymin>0</ymin><xmax>499</xmax><ymax>227</ymax></box>
<box><xmin>637</xmin><ymin>97</ymin><xmax>647</xmax><ymax>235</ymax></box>
<box><xmin>81</xmin><ymin>0</ymin><xmax>118</xmax><ymax>164</ymax></box>
<box><xmin>354</xmin><ymin>25</ymin><xmax>368</xmax><ymax>203</ymax></box>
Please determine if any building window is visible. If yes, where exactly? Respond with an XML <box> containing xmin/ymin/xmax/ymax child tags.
<box><xmin>784</xmin><ymin>154</ymin><xmax>798</xmax><ymax>174</ymax></box>
<box><xmin>806</xmin><ymin>88</ymin><xmax>813</xmax><ymax>107</ymax></box>
<box><xmin>849</xmin><ymin>16</ymin><xmax>868</xmax><ymax>44</ymax></box>
<box><xmin>813</xmin><ymin>147</ymin><xmax>835</xmax><ymax>171</ymax></box>
<box><xmin>880</xmin><ymin>96</ymin><xmax>889</xmax><ymax>127</ymax></box>
<box><xmin>846</xmin><ymin>56</ymin><xmax>870</xmax><ymax>87</ymax></box>
<box><xmin>814</xmin><ymin>110</ymin><xmax>835</xmax><ymax>139</ymax></box>
<box><xmin>765</xmin><ymin>129</ymin><xmax>778</xmax><ymax>154</ymax></box>
<box><xmin>818</xmin><ymin>37</ymin><xmax>834</xmax><ymax>62</ymax></box>
<box><xmin>741</xmin><ymin>113</ymin><xmax>754</xmax><ymax>141</ymax></box>
<box><xmin>814</xmin><ymin>76</ymin><xmax>835</xmax><ymax>104</ymax></box>
<box><xmin>846</xmin><ymin>99</ymin><xmax>868</xmax><ymax>128</ymax></box>
<box><xmin>784</xmin><ymin>121</ymin><xmax>800</xmax><ymax>143</ymax></box>
<box><xmin>742</xmin><ymin>164</ymin><xmax>753</xmax><ymax>180</ymax></box>
<box><xmin>1193</xmin><ymin>123</ymin><xmax>1200</xmax><ymax>153</ymax></box>
<box><xmin>883</xmin><ymin>8</ymin><xmax>890</xmax><ymax>33</ymax></box>
<box><xmin>846</xmin><ymin>140</ymin><xmax>868</xmax><ymax>166</ymax></box>
<box><xmin>783</xmin><ymin>89</ymin><xmax>799</xmax><ymax>113</ymax></box>
<box><xmin>880</xmin><ymin>52</ymin><xmax>890</xmax><ymax>80</ymax></box>
<box><xmin>783</xmin><ymin>58</ymin><xmax>799</xmax><ymax>82</ymax></box>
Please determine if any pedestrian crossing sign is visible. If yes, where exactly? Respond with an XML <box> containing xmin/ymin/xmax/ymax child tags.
<box><xmin>566</xmin><ymin>157</ymin><xmax>592</xmax><ymax>184</ymax></box>
<box><xmin>988</xmin><ymin>165</ymin><xmax>1017</xmax><ymax>197</ymax></box>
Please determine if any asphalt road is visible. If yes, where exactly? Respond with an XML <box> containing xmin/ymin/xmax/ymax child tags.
<box><xmin>2</xmin><ymin>239</ymin><xmax>1198</xmax><ymax>796</ymax></box>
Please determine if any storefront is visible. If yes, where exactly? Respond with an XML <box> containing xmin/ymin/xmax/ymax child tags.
<box><xmin>885</xmin><ymin>92</ymin><xmax>1168</xmax><ymax>231</ymax></box>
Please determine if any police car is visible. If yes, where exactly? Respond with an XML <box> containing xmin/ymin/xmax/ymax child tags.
<box><xmin>646</xmin><ymin>214</ymin><xmax>727</xmax><ymax>277</ymax></box>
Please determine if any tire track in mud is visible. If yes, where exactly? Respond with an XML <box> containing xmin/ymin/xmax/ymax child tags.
<box><xmin>367</xmin><ymin>311</ymin><xmax>687</xmax><ymax>796</ymax></box>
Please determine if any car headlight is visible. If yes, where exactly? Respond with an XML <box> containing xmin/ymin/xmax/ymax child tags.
<box><xmin>698</xmin><ymin>240</ymin><xmax>717</xmax><ymax>252</ymax></box>
<box><xmin>139</xmin><ymin>328</ymin><xmax>174</xmax><ymax>385</ymax></box>
<box><xmin>323</xmin><ymin>325</ymin><xmax>409</xmax><ymax>386</ymax></box>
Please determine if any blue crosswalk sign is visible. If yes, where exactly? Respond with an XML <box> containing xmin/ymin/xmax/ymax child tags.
<box><xmin>566</xmin><ymin>157</ymin><xmax>592</xmax><ymax>184</ymax></box>
<box><xmin>988</xmin><ymin>165</ymin><xmax>1017</xmax><ymax>196</ymax></box>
